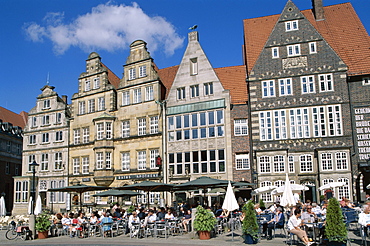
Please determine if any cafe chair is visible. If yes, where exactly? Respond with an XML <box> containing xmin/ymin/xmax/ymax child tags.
<box><xmin>360</xmin><ymin>225</ymin><xmax>368</xmax><ymax>246</ymax></box>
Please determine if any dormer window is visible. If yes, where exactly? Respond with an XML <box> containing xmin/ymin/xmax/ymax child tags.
<box><xmin>139</xmin><ymin>65</ymin><xmax>147</xmax><ymax>78</ymax></box>
<box><xmin>285</xmin><ymin>20</ymin><xmax>298</xmax><ymax>31</ymax></box>
<box><xmin>129</xmin><ymin>68</ymin><xmax>136</xmax><ymax>80</ymax></box>
<box><xmin>190</xmin><ymin>58</ymin><xmax>198</xmax><ymax>75</ymax></box>
<box><xmin>93</xmin><ymin>77</ymin><xmax>100</xmax><ymax>89</ymax></box>
<box><xmin>43</xmin><ymin>100</ymin><xmax>50</xmax><ymax>109</ymax></box>
<box><xmin>85</xmin><ymin>80</ymin><xmax>91</xmax><ymax>91</ymax></box>
<box><xmin>363</xmin><ymin>78</ymin><xmax>370</xmax><ymax>86</ymax></box>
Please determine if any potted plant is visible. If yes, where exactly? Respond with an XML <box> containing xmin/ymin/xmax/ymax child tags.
<box><xmin>193</xmin><ymin>205</ymin><xmax>217</xmax><ymax>240</ymax></box>
<box><xmin>324</xmin><ymin>197</ymin><xmax>347</xmax><ymax>246</ymax></box>
<box><xmin>35</xmin><ymin>212</ymin><xmax>52</xmax><ymax>239</ymax></box>
<box><xmin>242</xmin><ymin>200</ymin><xmax>259</xmax><ymax>244</ymax></box>
<box><xmin>258</xmin><ymin>199</ymin><xmax>266</xmax><ymax>210</ymax></box>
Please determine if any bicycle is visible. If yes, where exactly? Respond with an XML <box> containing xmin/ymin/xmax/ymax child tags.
<box><xmin>5</xmin><ymin>221</ymin><xmax>32</xmax><ymax>240</ymax></box>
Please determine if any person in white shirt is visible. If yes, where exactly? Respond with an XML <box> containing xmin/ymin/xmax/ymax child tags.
<box><xmin>61</xmin><ymin>213</ymin><xmax>71</xmax><ymax>231</ymax></box>
<box><xmin>311</xmin><ymin>203</ymin><xmax>322</xmax><ymax>216</ymax></box>
<box><xmin>165</xmin><ymin>209</ymin><xmax>175</xmax><ymax>220</ymax></box>
<box><xmin>143</xmin><ymin>209</ymin><xmax>157</xmax><ymax>227</ymax></box>
<box><xmin>128</xmin><ymin>211</ymin><xmax>141</xmax><ymax>236</ymax></box>
<box><xmin>359</xmin><ymin>204</ymin><xmax>370</xmax><ymax>228</ymax></box>
<box><xmin>287</xmin><ymin>208</ymin><xmax>312</xmax><ymax>246</ymax></box>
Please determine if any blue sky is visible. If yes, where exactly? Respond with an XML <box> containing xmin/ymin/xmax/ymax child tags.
<box><xmin>1</xmin><ymin>0</ymin><xmax>369</xmax><ymax>114</ymax></box>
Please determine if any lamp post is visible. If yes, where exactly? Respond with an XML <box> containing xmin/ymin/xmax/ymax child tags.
<box><xmin>29</xmin><ymin>160</ymin><xmax>39</xmax><ymax>238</ymax></box>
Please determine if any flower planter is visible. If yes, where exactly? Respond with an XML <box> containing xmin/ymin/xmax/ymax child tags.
<box><xmin>37</xmin><ymin>231</ymin><xmax>48</xmax><ymax>239</ymax></box>
<box><xmin>244</xmin><ymin>234</ymin><xmax>258</xmax><ymax>244</ymax></box>
<box><xmin>198</xmin><ymin>230</ymin><xmax>211</xmax><ymax>240</ymax></box>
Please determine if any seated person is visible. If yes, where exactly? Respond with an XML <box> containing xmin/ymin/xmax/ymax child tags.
<box><xmin>301</xmin><ymin>206</ymin><xmax>317</xmax><ymax>223</ymax></box>
<box><xmin>359</xmin><ymin>204</ymin><xmax>370</xmax><ymax>235</ymax></box>
<box><xmin>262</xmin><ymin>207</ymin><xmax>285</xmax><ymax>240</ymax></box>
<box><xmin>157</xmin><ymin>207</ymin><xmax>166</xmax><ymax>221</ymax></box>
<box><xmin>182</xmin><ymin>209</ymin><xmax>192</xmax><ymax>232</ymax></box>
<box><xmin>61</xmin><ymin>213</ymin><xmax>71</xmax><ymax>232</ymax></box>
<box><xmin>214</xmin><ymin>206</ymin><xmax>223</xmax><ymax>217</ymax></box>
<box><xmin>288</xmin><ymin>208</ymin><xmax>313</xmax><ymax>246</ymax></box>
<box><xmin>143</xmin><ymin>209</ymin><xmax>157</xmax><ymax>226</ymax></box>
<box><xmin>311</xmin><ymin>203</ymin><xmax>322</xmax><ymax>216</ymax></box>
<box><xmin>165</xmin><ymin>209</ymin><xmax>175</xmax><ymax>220</ymax></box>
<box><xmin>128</xmin><ymin>211</ymin><xmax>141</xmax><ymax>236</ymax></box>
<box><xmin>100</xmin><ymin>212</ymin><xmax>114</xmax><ymax>237</ymax></box>
<box><xmin>138</xmin><ymin>208</ymin><xmax>146</xmax><ymax>221</ymax></box>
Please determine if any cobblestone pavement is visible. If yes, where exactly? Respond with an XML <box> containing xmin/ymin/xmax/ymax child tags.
<box><xmin>0</xmin><ymin>228</ymin><xmax>365</xmax><ymax>246</ymax></box>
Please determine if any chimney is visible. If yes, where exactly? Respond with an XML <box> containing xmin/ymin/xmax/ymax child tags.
<box><xmin>312</xmin><ymin>0</ymin><xmax>325</xmax><ymax>21</ymax></box>
<box><xmin>62</xmin><ymin>95</ymin><xmax>68</xmax><ymax>104</ymax></box>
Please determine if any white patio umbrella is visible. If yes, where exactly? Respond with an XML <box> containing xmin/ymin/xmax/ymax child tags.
<box><xmin>279</xmin><ymin>174</ymin><xmax>296</xmax><ymax>207</ymax></box>
<box><xmin>318</xmin><ymin>182</ymin><xmax>346</xmax><ymax>191</ymax></box>
<box><xmin>34</xmin><ymin>195</ymin><xmax>42</xmax><ymax>215</ymax></box>
<box><xmin>271</xmin><ymin>184</ymin><xmax>309</xmax><ymax>195</ymax></box>
<box><xmin>251</xmin><ymin>185</ymin><xmax>278</xmax><ymax>195</ymax></box>
<box><xmin>222</xmin><ymin>181</ymin><xmax>239</xmax><ymax>241</ymax></box>
<box><xmin>0</xmin><ymin>196</ymin><xmax>6</xmax><ymax>216</ymax></box>
<box><xmin>28</xmin><ymin>196</ymin><xmax>33</xmax><ymax>215</ymax></box>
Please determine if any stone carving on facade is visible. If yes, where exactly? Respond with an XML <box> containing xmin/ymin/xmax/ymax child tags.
<box><xmin>282</xmin><ymin>56</ymin><xmax>308</xmax><ymax>69</ymax></box>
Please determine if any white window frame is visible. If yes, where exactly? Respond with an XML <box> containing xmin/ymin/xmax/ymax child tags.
<box><xmin>301</xmin><ymin>75</ymin><xmax>315</xmax><ymax>94</ymax></box>
<box><xmin>337</xmin><ymin>178</ymin><xmax>350</xmax><ymax>199</ymax></box>
<box><xmin>98</xmin><ymin>97</ymin><xmax>105</xmax><ymax>111</ymax></box>
<box><xmin>234</xmin><ymin>119</ymin><xmax>248</xmax><ymax>136</ymax></box>
<box><xmin>139</xmin><ymin>65</ymin><xmax>147</xmax><ymax>78</ymax></box>
<box><xmin>150</xmin><ymin>116</ymin><xmax>159</xmax><ymax>134</ymax></box>
<box><xmin>96</xmin><ymin>123</ymin><xmax>104</xmax><ymax>140</ymax></box>
<box><xmin>204</xmin><ymin>82</ymin><xmax>213</xmax><ymax>95</ymax></box>
<box><xmin>42</xmin><ymin>133</ymin><xmax>49</xmax><ymax>143</ymax></box>
<box><xmin>287</xmin><ymin>44</ymin><xmax>301</xmax><ymax>56</ymax></box>
<box><xmin>133</xmin><ymin>88</ymin><xmax>142</xmax><ymax>104</ymax></box>
<box><xmin>73</xmin><ymin>158</ymin><xmax>80</xmax><ymax>175</ymax></box>
<box><xmin>93</xmin><ymin>77</ymin><xmax>100</xmax><ymax>89</ymax></box>
<box><xmin>190</xmin><ymin>58</ymin><xmax>198</xmax><ymax>75</ymax></box>
<box><xmin>129</xmin><ymin>68</ymin><xmax>136</xmax><ymax>80</ymax></box>
<box><xmin>259</xmin><ymin>156</ymin><xmax>271</xmax><ymax>173</ymax></box>
<box><xmin>56</xmin><ymin>112</ymin><xmax>62</xmax><ymax>123</ymax></box>
<box><xmin>259</xmin><ymin>111</ymin><xmax>273</xmax><ymax>140</ymax></box>
<box><xmin>43</xmin><ymin>99</ymin><xmax>50</xmax><ymax>109</ymax></box>
<box><xmin>279</xmin><ymin>78</ymin><xmax>293</xmax><ymax>96</ymax></box>
<box><xmin>236</xmin><ymin>154</ymin><xmax>250</xmax><ymax>170</ymax></box>
<box><xmin>54</xmin><ymin>152</ymin><xmax>63</xmax><ymax>170</ymax></box>
<box><xmin>85</xmin><ymin>80</ymin><xmax>91</xmax><ymax>91</ymax></box>
<box><xmin>105</xmin><ymin>152</ymin><xmax>112</xmax><ymax>169</ymax></box>
<box><xmin>55</xmin><ymin>131</ymin><xmax>63</xmax><ymax>141</ymax></box>
<box><xmin>82</xmin><ymin>156</ymin><xmax>89</xmax><ymax>174</ymax></box>
<box><xmin>122</xmin><ymin>120</ymin><xmax>130</xmax><ymax>138</ymax></box>
<box><xmin>82</xmin><ymin>127</ymin><xmax>89</xmax><ymax>143</ymax></box>
<box><xmin>274</xmin><ymin>110</ymin><xmax>287</xmax><ymax>140</ymax></box>
<box><xmin>273</xmin><ymin>155</ymin><xmax>285</xmax><ymax>173</ymax></box>
<box><xmin>150</xmin><ymin>149</ymin><xmax>159</xmax><ymax>169</ymax></box>
<box><xmin>285</xmin><ymin>20</ymin><xmax>298</xmax><ymax>31</ymax></box>
<box><xmin>29</xmin><ymin>134</ymin><xmax>36</xmax><ymax>145</ymax></box>
<box><xmin>262</xmin><ymin>80</ymin><xmax>275</xmax><ymax>97</ymax></box>
<box><xmin>309</xmin><ymin>42</ymin><xmax>317</xmax><ymax>54</ymax></box>
<box><xmin>79</xmin><ymin>101</ymin><xmax>86</xmax><ymax>114</ymax></box>
<box><xmin>319</xmin><ymin>73</ymin><xmax>334</xmax><ymax>92</ymax></box>
<box><xmin>122</xmin><ymin>91</ymin><xmax>130</xmax><ymax>106</ymax></box>
<box><xmin>260</xmin><ymin>181</ymin><xmax>273</xmax><ymax>202</ymax></box>
<box><xmin>42</xmin><ymin>115</ymin><xmax>50</xmax><ymax>125</ymax></box>
<box><xmin>272</xmin><ymin>47</ymin><xmax>279</xmax><ymax>58</ymax></box>
<box><xmin>138</xmin><ymin>118</ymin><xmax>146</xmax><ymax>136</ymax></box>
<box><xmin>138</xmin><ymin>151</ymin><xmax>146</xmax><ymax>170</ymax></box>
<box><xmin>96</xmin><ymin>152</ymin><xmax>104</xmax><ymax>170</ymax></box>
<box><xmin>74</xmin><ymin>129</ymin><xmax>80</xmax><ymax>144</ymax></box>
<box><xmin>88</xmin><ymin>99</ymin><xmax>95</xmax><ymax>113</ymax></box>
<box><xmin>190</xmin><ymin>85</ymin><xmax>199</xmax><ymax>98</ymax></box>
<box><xmin>300</xmin><ymin>154</ymin><xmax>313</xmax><ymax>172</ymax></box>
<box><xmin>336</xmin><ymin>152</ymin><xmax>348</xmax><ymax>170</ymax></box>
<box><xmin>321</xmin><ymin>153</ymin><xmax>333</xmax><ymax>171</ymax></box>
<box><xmin>106</xmin><ymin>122</ymin><xmax>112</xmax><ymax>139</ymax></box>
<box><xmin>121</xmin><ymin>152</ymin><xmax>130</xmax><ymax>171</ymax></box>
<box><xmin>363</xmin><ymin>78</ymin><xmax>370</xmax><ymax>86</ymax></box>
<box><xmin>145</xmin><ymin>85</ymin><xmax>153</xmax><ymax>101</ymax></box>
<box><xmin>288</xmin><ymin>155</ymin><xmax>295</xmax><ymax>173</ymax></box>
<box><xmin>289</xmin><ymin>108</ymin><xmax>310</xmax><ymax>139</ymax></box>
<box><xmin>177</xmin><ymin>87</ymin><xmax>185</xmax><ymax>100</ymax></box>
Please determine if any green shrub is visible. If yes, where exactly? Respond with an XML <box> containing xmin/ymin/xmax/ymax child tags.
<box><xmin>35</xmin><ymin>212</ymin><xmax>52</xmax><ymax>232</ymax></box>
<box><xmin>242</xmin><ymin>200</ymin><xmax>259</xmax><ymax>240</ymax></box>
<box><xmin>193</xmin><ymin>205</ymin><xmax>217</xmax><ymax>232</ymax></box>
<box><xmin>325</xmin><ymin>198</ymin><xmax>347</xmax><ymax>243</ymax></box>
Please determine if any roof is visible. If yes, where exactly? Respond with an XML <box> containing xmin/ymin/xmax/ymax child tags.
<box><xmin>243</xmin><ymin>2</ymin><xmax>370</xmax><ymax>76</ymax></box>
<box><xmin>0</xmin><ymin>107</ymin><xmax>27</xmax><ymax>128</ymax></box>
<box><xmin>101</xmin><ymin>63</ymin><xmax>120</xmax><ymax>89</ymax></box>
<box><xmin>158</xmin><ymin>65</ymin><xmax>247</xmax><ymax>104</ymax></box>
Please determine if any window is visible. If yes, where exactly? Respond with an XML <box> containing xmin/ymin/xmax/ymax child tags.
<box><xmin>301</xmin><ymin>76</ymin><xmax>315</xmax><ymax>93</ymax></box>
<box><xmin>190</xmin><ymin>58</ymin><xmax>198</xmax><ymax>75</ymax></box>
<box><xmin>5</xmin><ymin>162</ymin><xmax>10</xmax><ymax>174</ymax></box>
<box><xmin>56</xmin><ymin>112</ymin><xmax>62</xmax><ymax>123</ymax></box>
<box><xmin>82</xmin><ymin>127</ymin><xmax>89</xmax><ymax>143</ymax></box>
<box><xmin>32</xmin><ymin>117</ymin><xmax>37</xmax><ymax>127</ymax></box>
<box><xmin>73</xmin><ymin>158</ymin><xmax>80</xmax><ymax>175</ymax></box>
<box><xmin>190</xmin><ymin>85</ymin><xmax>199</xmax><ymax>98</ymax></box>
<box><xmin>274</xmin><ymin>180</ymin><xmax>285</xmax><ymax>187</ymax></box>
<box><xmin>55</xmin><ymin>131</ymin><xmax>63</xmax><ymax>141</ymax></box>
<box><xmin>138</xmin><ymin>118</ymin><xmax>146</xmax><ymax>136</ymax></box>
<box><xmin>88</xmin><ymin>99</ymin><xmax>95</xmax><ymax>113</ymax></box>
<box><xmin>129</xmin><ymin>68</ymin><xmax>136</xmax><ymax>80</ymax></box>
<box><xmin>289</xmin><ymin>108</ymin><xmax>310</xmax><ymax>139</ymax></box>
<box><xmin>259</xmin><ymin>111</ymin><xmax>272</xmax><ymax>140</ymax></box>
<box><xmin>84</xmin><ymin>192</ymin><xmax>90</xmax><ymax>203</ymax></box>
<box><xmin>122</xmin><ymin>91</ymin><xmax>130</xmax><ymax>106</ymax></box>
<box><xmin>285</xmin><ymin>20</ymin><xmax>298</xmax><ymax>31</ymax></box>
<box><xmin>138</xmin><ymin>151</ymin><xmax>146</xmax><ymax>170</ymax></box>
<box><xmin>96</xmin><ymin>123</ymin><xmax>104</xmax><ymax>140</ymax></box>
<box><xmin>319</xmin><ymin>73</ymin><xmax>333</xmax><ymax>92</ymax></box>
<box><xmin>121</xmin><ymin>152</ymin><xmax>130</xmax><ymax>171</ymax></box>
<box><xmin>55</xmin><ymin>152</ymin><xmax>62</xmax><ymax>170</ymax></box>
<box><xmin>177</xmin><ymin>87</ymin><xmax>185</xmax><ymax>100</ymax></box>
<box><xmin>321</xmin><ymin>153</ymin><xmax>333</xmax><ymax>171</ymax></box>
<box><xmin>363</xmin><ymin>78</ymin><xmax>370</xmax><ymax>86</ymax></box>
<box><xmin>43</xmin><ymin>99</ymin><xmax>50</xmax><ymax>109</ymax></box>
<box><xmin>274</xmin><ymin>110</ymin><xmax>287</xmax><ymax>140</ymax></box>
<box><xmin>74</xmin><ymin>129</ymin><xmax>80</xmax><ymax>144</ymax></box>
<box><xmin>81</xmin><ymin>157</ymin><xmax>89</xmax><ymax>174</ymax></box>
<box><xmin>93</xmin><ymin>77</ymin><xmax>100</xmax><ymax>89</ymax></box>
<box><xmin>279</xmin><ymin>78</ymin><xmax>293</xmax><ymax>96</ymax></box>
<box><xmin>41</xmin><ymin>154</ymin><xmax>48</xmax><ymax>171</ymax></box>
<box><xmin>150</xmin><ymin>116</ymin><xmax>159</xmax><ymax>134</ymax></box>
<box><xmin>309</xmin><ymin>42</ymin><xmax>317</xmax><ymax>54</ymax></box>
<box><xmin>273</xmin><ymin>155</ymin><xmax>285</xmax><ymax>173</ymax></box>
<box><xmin>85</xmin><ymin>80</ymin><xmax>91</xmax><ymax>91</ymax></box>
<box><xmin>337</xmin><ymin>178</ymin><xmax>350</xmax><ymax>199</ymax></box>
<box><xmin>133</xmin><ymin>88</ymin><xmax>142</xmax><ymax>104</ymax></box>
<box><xmin>106</xmin><ymin>122</ymin><xmax>112</xmax><ymax>139</ymax></box>
<box><xmin>312</xmin><ymin>105</ymin><xmax>342</xmax><ymax>137</ymax></box>
<box><xmin>260</xmin><ymin>181</ymin><xmax>273</xmax><ymax>202</ymax></box>
<box><xmin>29</xmin><ymin>135</ymin><xmax>36</xmax><ymax>144</ymax></box>
<box><xmin>79</xmin><ymin>101</ymin><xmax>86</xmax><ymax>114</ymax></box>
<box><xmin>145</xmin><ymin>85</ymin><xmax>153</xmax><ymax>101</ymax></box>
<box><xmin>105</xmin><ymin>152</ymin><xmax>112</xmax><ymax>169</ymax></box>
<box><xmin>42</xmin><ymin>133</ymin><xmax>49</xmax><ymax>143</ymax></box>
<box><xmin>300</xmin><ymin>154</ymin><xmax>313</xmax><ymax>172</ymax></box>
<box><xmin>287</xmin><ymin>44</ymin><xmax>301</xmax><ymax>56</ymax></box>
<box><xmin>272</xmin><ymin>47</ymin><xmax>279</xmax><ymax>58</ymax></box>
<box><xmin>288</xmin><ymin>156</ymin><xmax>295</xmax><ymax>173</ymax></box>
<box><xmin>259</xmin><ymin>156</ymin><xmax>271</xmax><ymax>173</ymax></box>
<box><xmin>336</xmin><ymin>152</ymin><xmax>348</xmax><ymax>170</ymax></box>
<box><xmin>28</xmin><ymin>155</ymin><xmax>35</xmax><ymax>172</ymax></box>
<box><xmin>42</xmin><ymin>115</ymin><xmax>50</xmax><ymax>125</ymax></box>
<box><xmin>15</xmin><ymin>181</ymin><xmax>28</xmax><ymax>203</ymax></box>
<box><xmin>262</xmin><ymin>80</ymin><xmax>275</xmax><ymax>97</ymax></box>
<box><xmin>96</xmin><ymin>152</ymin><xmax>103</xmax><ymax>169</ymax></box>
<box><xmin>150</xmin><ymin>149</ymin><xmax>159</xmax><ymax>169</ymax></box>
<box><xmin>122</xmin><ymin>120</ymin><xmax>130</xmax><ymax>138</ymax></box>
<box><xmin>236</xmin><ymin>154</ymin><xmax>250</xmax><ymax>170</ymax></box>
<box><xmin>98</xmin><ymin>97</ymin><xmax>105</xmax><ymax>111</ymax></box>
<box><xmin>234</xmin><ymin>119</ymin><xmax>248</xmax><ymax>136</ymax></box>
<box><xmin>204</xmin><ymin>82</ymin><xmax>213</xmax><ymax>95</ymax></box>
<box><xmin>139</xmin><ymin>65</ymin><xmax>147</xmax><ymax>78</ymax></box>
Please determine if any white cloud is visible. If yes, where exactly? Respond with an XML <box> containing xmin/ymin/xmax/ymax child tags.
<box><xmin>23</xmin><ymin>2</ymin><xmax>184</xmax><ymax>55</ymax></box>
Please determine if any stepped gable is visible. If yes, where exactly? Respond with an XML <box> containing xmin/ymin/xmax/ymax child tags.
<box><xmin>244</xmin><ymin>2</ymin><xmax>370</xmax><ymax>76</ymax></box>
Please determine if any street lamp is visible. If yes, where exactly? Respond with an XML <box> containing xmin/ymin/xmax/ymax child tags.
<box><xmin>29</xmin><ymin>160</ymin><xmax>39</xmax><ymax>215</ymax></box>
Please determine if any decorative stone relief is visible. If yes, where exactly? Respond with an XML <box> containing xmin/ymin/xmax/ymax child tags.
<box><xmin>282</xmin><ymin>56</ymin><xmax>307</xmax><ymax>69</ymax></box>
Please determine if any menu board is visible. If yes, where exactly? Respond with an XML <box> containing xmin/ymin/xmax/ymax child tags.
<box><xmin>355</xmin><ymin>107</ymin><xmax>370</xmax><ymax>160</ymax></box>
